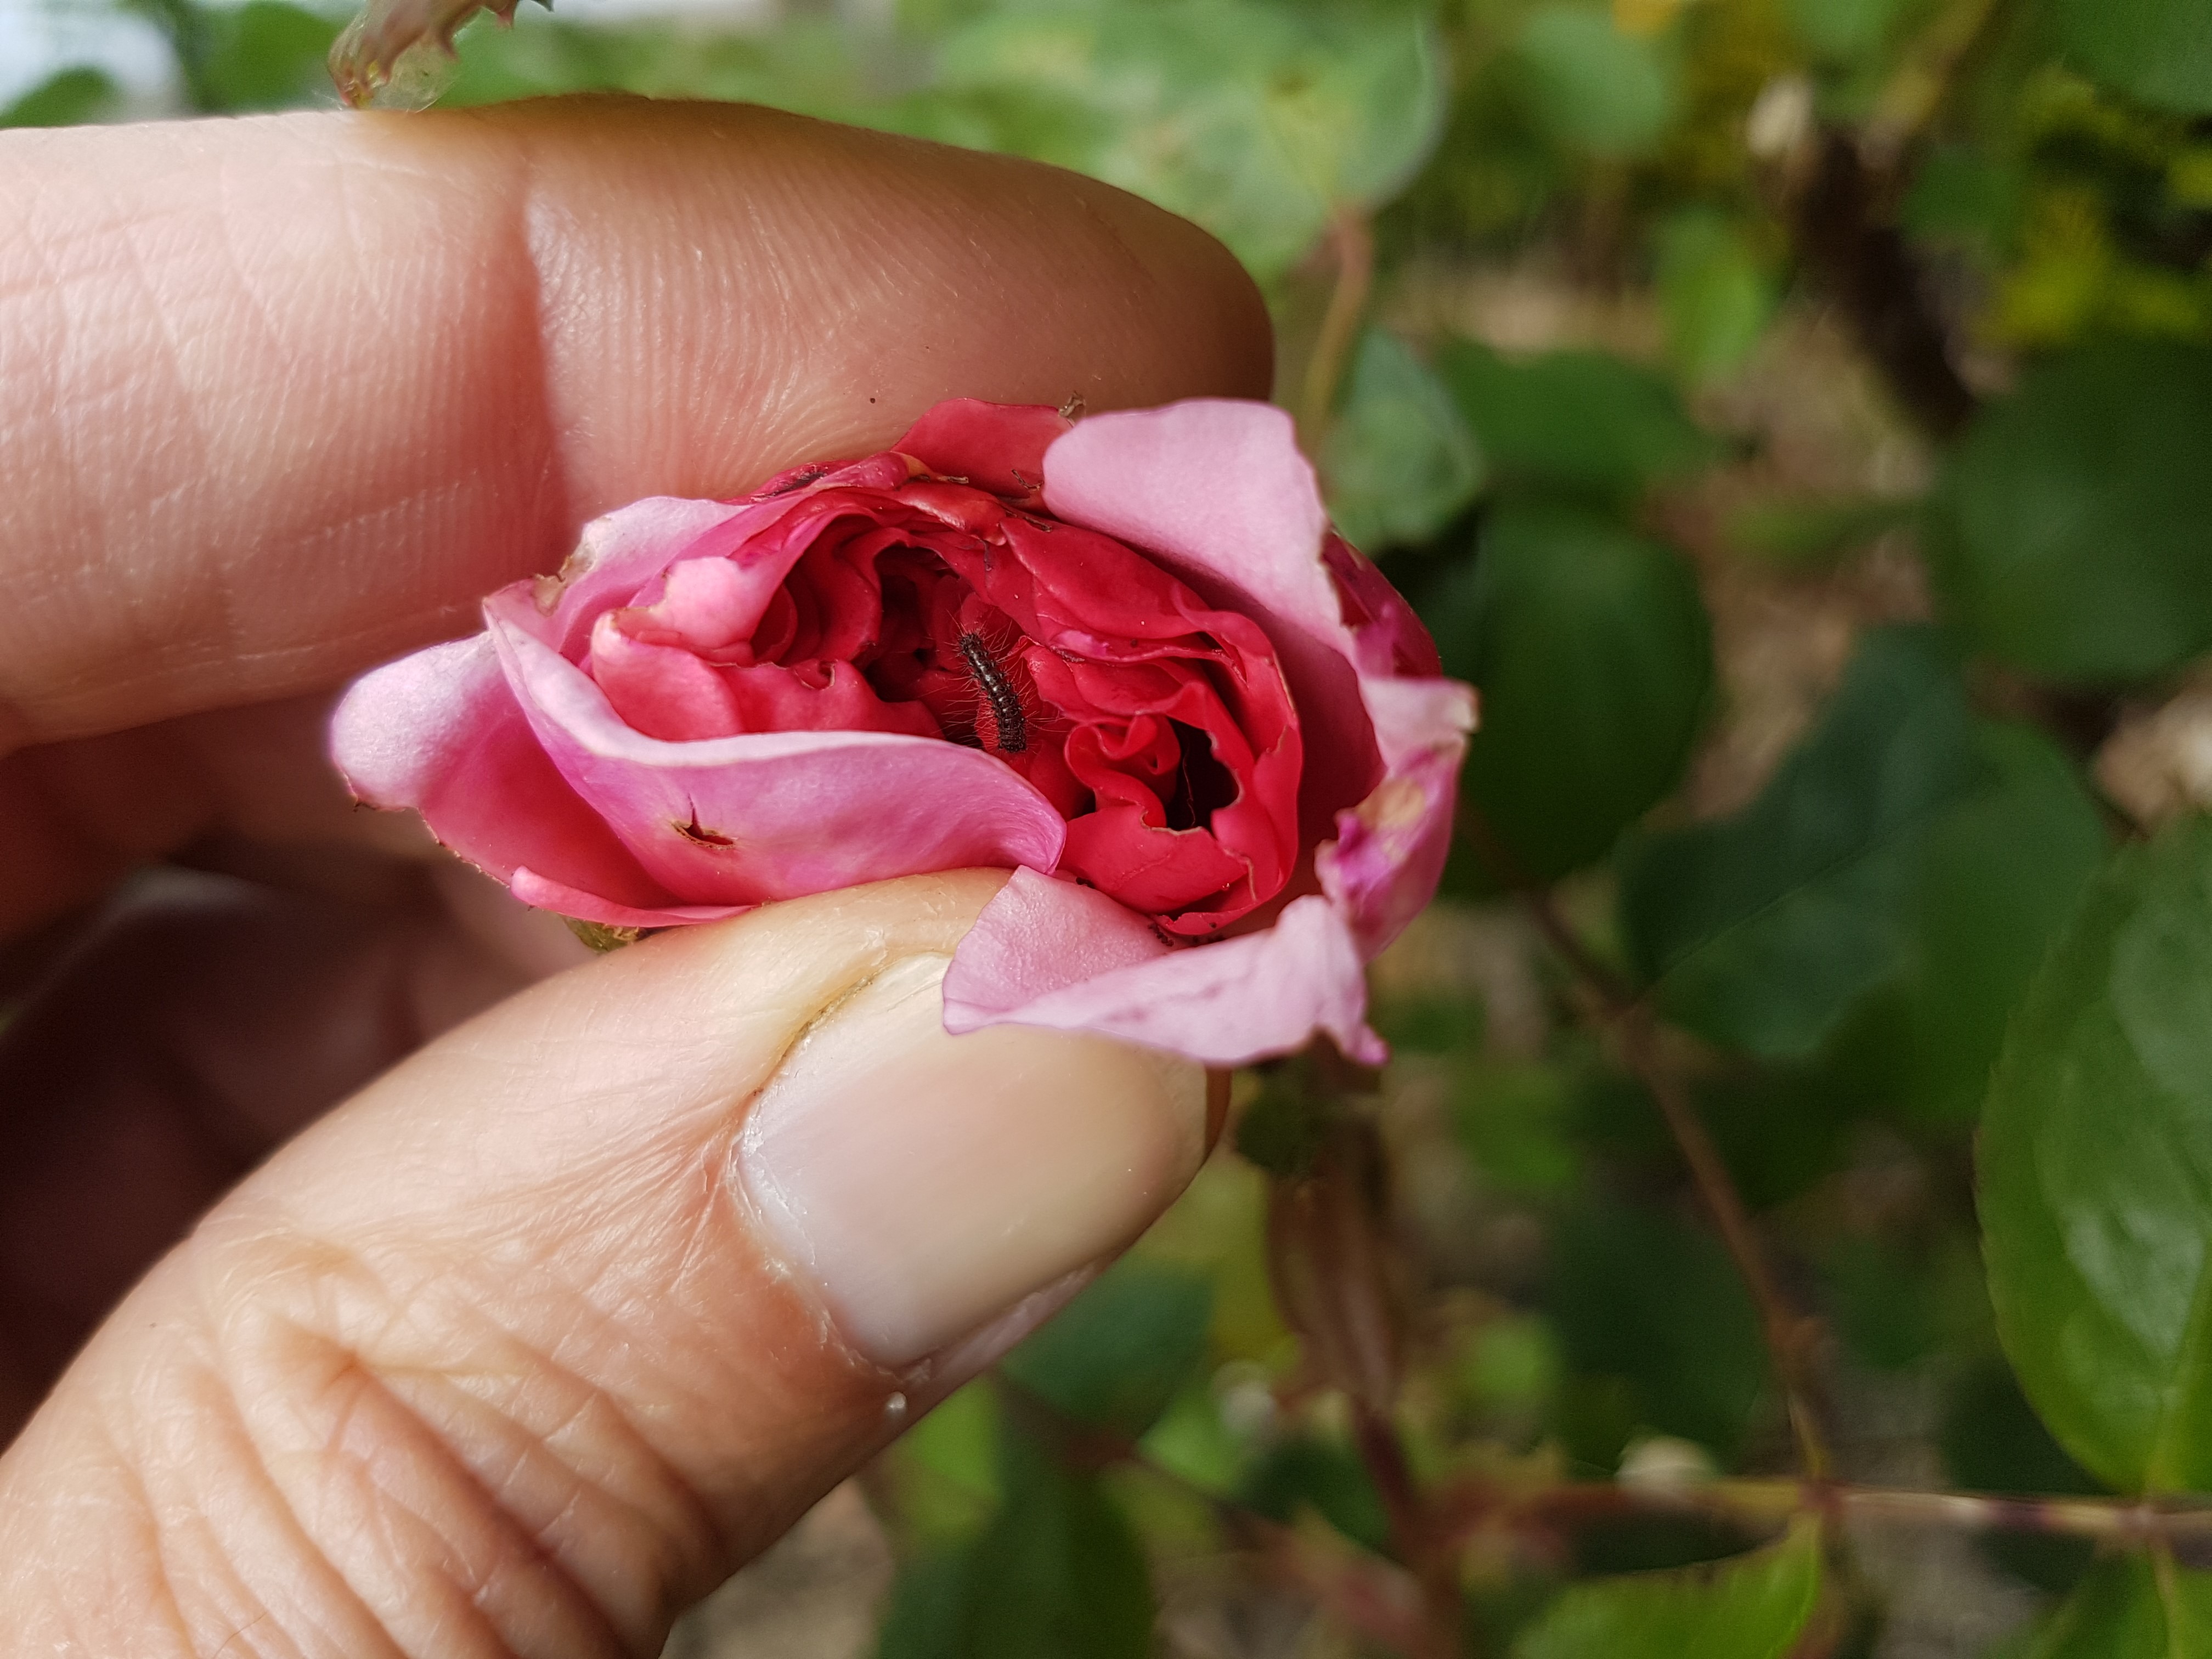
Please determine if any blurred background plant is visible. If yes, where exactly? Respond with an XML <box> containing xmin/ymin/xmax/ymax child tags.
<box><xmin>11</xmin><ymin>0</ymin><xmax>2212</xmax><ymax>1650</ymax></box>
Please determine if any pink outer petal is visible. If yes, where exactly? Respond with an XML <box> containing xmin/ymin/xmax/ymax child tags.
<box><xmin>1324</xmin><ymin>533</ymin><xmax>1442</xmax><ymax>678</ymax></box>
<box><xmin>1319</xmin><ymin>745</ymin><xmax>1462</xmax><ymax>961</ymax></box>
<box><xmin>1322</xmin><ymin>676</ymin><xmax>1477</xmax><ymax>957</ymax></box>
<box><xmin>490</xmin><ymin>616</ymin><xmax>1069</xmax><ymax>907</ymax></box>
<box><xmin>1043</xmin><ymin>399</ymin><xmax>1476</xmax><ymax>966</ymax></box>
<box><xmin>943</xmin><ymin>868</ymin><xmax>1383</xmax><ymax>1069</ymax></box>
<box><xmin>330</xmin><ymin>634</ymin><xmax>679</xmax><ymax>911</ymax></box>
<box><xmin>1041</xmin><ymin>401</ymin><xmax>1380</xmax><ymax>847</ymax></box>
<box><xmin>510</xmin><ymin>868</ymin><xmax>748</xmax><ymax>930</ymax></box>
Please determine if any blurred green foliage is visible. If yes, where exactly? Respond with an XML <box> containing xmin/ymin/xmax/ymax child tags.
<box><xmin>1432</xmin><ymin>499</ymin><xmax>1712</xmax><ymax>884</ymax></box>
<box><xmin>2</xmin><ymin>66</ymin><xmax>123</xmax><ymax>126</ymax></box>
<box><xmin>1514</xmin><ymin>1519</ymin><xmax>1821</xmax><ymax>1658</ymax></box>
<box><xmin>21</xmin><ymin>0</ymin><xmax>2212</xmax><ymax>1646</ymax></box>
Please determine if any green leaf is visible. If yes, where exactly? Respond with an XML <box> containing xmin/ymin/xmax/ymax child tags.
<box><xmin>1438</xmin><ymin>343</ymin><xmax>1722</xmax><ymax>504</ymax></box>
<box><xmin>1135</xmin><ymin>1380</ymin><xmax>1251</xmax><ymax>1497</ymax></box>
<box><xmin>2027</xmin><ymin>1555</ymin><xmax>2212</xmax><ymax>1658</ymax></box>
<box><xmin>1618</xmin><ymin>626</ymin><xmax>1988</xmax><ymax>1059</ymax></box>
<box><xmin>1878</xmin><ymin>723</ymin><xmax>2108</xmax><ymax>1122</ymax></box>
<box><xmin>1449</xmin><ymin>1057</ymin><xmax>1582</xmax><ymax>1196</ymax></box>
<box><xmin>1982</xmin><ymin>815</ymin><xmax>2212</xmax><ymax>1494</ymax></box>
<box><xmin>445</xmin><ymin>11</ymin><xmax>876</xmax><ymax>112</ymax></box>
<box><xmin>1428</xmin><ymin>502</ymin><xmax>1713</xmax><ymax>884</ymax></box>
<box><xmin>1784</xmin><ymin>0</ymin><xmax>1907</xmax><ymax>63</ymax></box>
<box><xmin>2045</xmin><ymin>0</ymin><xmax>2212</xmax><ymax>117</ymax></box>
<box><xmin>444</xmin><ymin>0</ymin><xmax>1442</xmax><ymax>280</ymax></box>
<box><xmin>1825</xmin><ymin>1238</ymin><xmax>1944</xmax><ymax>1371</ymax></box>
<box><xmin>879</xmin><ymin>1417</ymin><xmax>1155</xmax><ymax>1659</ymax></box>
<box><xmin>932</xmin><ymin>0</ymin><xmax>1447</xmax><ymax>279</ymax></box>
<box><xmin>892</xmin><ymin>1381</ymin><xmax>1003</xmax><ymax>1545</ymax></box>
<box><xmin>1239</xmin><ymin>1435</ymin><xmax>1393</xmax><ymax>1554</ymax></box>
<box><xmin>1724</xmin><ymin>495</ymin><xmax>1920</xmax><ymax>568</ymax></box>
<box><xmin>1694</xmin><ymin>1064</ymin><xmax>1860</xmax><ymax>1209</ymax></box>
<box><xmin>200</xmin><ymin>1</ymin><xmax>343</xmax><ymax>112</ymax></box>
<box><xmin>999</xmin><ymin>1256</ymin><xmax>1212</xmax><ymax>1440</ymax></box>
<box><xmin>1</xmin><ymin>66</ymin><xmax>120</xmax><ymax>128</ymax></box>
<box><xmin>1325</xmin><ymin>329</ymin><xmax>1485</xmax><ymax>554</ymax></box>
<box><xmin>1933</xmin><ymin>341</ymin><xmax>2212</xmax><ymax>684</ymax></box>
<box><xmin>1373</xmin><ymin>991</ymin><xmax>1486</xmax><ymax>1056</ymax></box>
<box><xmin>966</xmin><ymin>1427</ymin><xmax>1155</xmax><ymax>1659</ymax></box>
<box><xmin>1547</xmin><ymin>1203</ymin><xmax>1770</xmax><ymax>1464</ymax></box>
<box><xmin>1235</xmin><ymin>1052</ymin><xmax>1333</xmax><ymax>1178</ymax></box>
<box><xmin>1460</xmin><ymin>1312</ymin><xmax>1564</xmax><ymax>1420</ymax></box>
<box><xmin>876</xmin><ymin>1548</ymin><xmax>977</xmax><ymax>1659</ymax></box>
<box><xmin>1514</xmin><ymin>1519</ymin><xmax>1822</xmax><ymax>1659</ymax></box>
<box><xmin>1822</xmin><ymin>721</ymin><xmax>2108</xmax><ymax>1124</ymax></box>
<box><xmin>1656</xmin><ymin>211</ymin><xmax>1776</xmax><ymax>385</ymax></box>
<box><xmin>1901</xmin><ymin>145</ymin><xmax>2027</xmax><ymax>257</ymax></box>
<box><xmin>1510</xmin><ymin>4</ymin><xmax>1679</xmax><ymax>159</ymax></box>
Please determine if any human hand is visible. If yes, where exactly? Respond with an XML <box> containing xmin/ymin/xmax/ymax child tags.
<box><xmin>0</xmin><ymin>98</ymin><xmax>1267</xmax><ymax>1655</ymax></box>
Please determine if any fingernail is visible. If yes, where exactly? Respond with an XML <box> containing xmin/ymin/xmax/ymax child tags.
<box><xmin>735</xmin><ymin>952</ymin><xmax>1206</xmax><ymax>1369</ymax></box>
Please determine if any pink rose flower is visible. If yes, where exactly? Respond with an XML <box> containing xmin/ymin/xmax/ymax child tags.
<box><xmin>331</xmin><ymin>398</ymin><xmax>1474</xmax><ymax>1065</ymax></box>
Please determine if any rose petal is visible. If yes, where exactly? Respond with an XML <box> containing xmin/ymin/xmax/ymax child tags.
<box><xmin>330</xmin><ymin>634</ymin><xmax>679</xmax><ymax>911</ymax></box>
<box><xmin>944</xmin><ymin>868</ymin><xmax>1382</xmax><ymax>1068</ymax></box>
<box><xmin>515</xmin><ymin>497</ymin><xmax>749</xmax><ymax>655</ymax></box>
<box><xmin>588</xmin><ymin>617</ymin><xmax>748</xmax><ymax>741</ymax></box>
<box><xmin>1316</xmin><ymin>676</ymin><xmax>1475</xmax><ymax>958</ymax></box>
<box><xmin>1318</xmin><ymin>737</ymin><xmax>1463</xmax><ymax>960</ymax></box>
<box><xmin>943</xmin><ymin>865</ymin><xmax>1169</xmax><ymax>986</ymax></box>
<box><xmin>1323</xmin><ymin>532</ymin><xmax>1443</xmax><ymax>678</ymax></box>
<box><xmin>896</xmin><ymin>399</ymin><xmax>1072</xmax><ymax>500</ymax></box>
<box><xmin>1041</xmin><ymin>401</ymin><xmax>1384</xmax><ymax>844</ymax></box>
<box><xmin>948</xmin><ymin>511</ymin><xmax>1306</xmax><ymax>930</ymax></box>
<box><xmin>1044</xmin><ymin>401</ymin><xmax>1475</xmax><ymax>958</ymax></box>
<box><xmin>512</xmin><ymin>478</ymin><xmax>907</xmax><ymax>659</ymax></box>
<box><xmin>509</xmin><ymin>867</ymin><xmax>747</xmax><ymax>930</ymax></box>
<box><xmin>490</xmin><ymin>615</ymin><xmax>1069</xmax><ymax>906</ymax></box>
<box><xmin>627</xmin><ymin>551</ymin><xmax>790</xmax><ymax>657</ymax></box>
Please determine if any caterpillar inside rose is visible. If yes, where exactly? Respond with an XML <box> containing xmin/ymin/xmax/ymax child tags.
<box><xmin>332</xmin><ymin>398</ymin><xmax>1474</xmax><ymax>1066</ymax></box>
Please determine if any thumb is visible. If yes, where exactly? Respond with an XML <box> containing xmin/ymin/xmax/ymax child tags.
<box><xmin>0</xmin><ymin>870</ymin><xmax>1207</xmax><ymax>1656</ymax></box>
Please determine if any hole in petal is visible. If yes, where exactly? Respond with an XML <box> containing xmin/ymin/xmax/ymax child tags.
<box><xmin>673</xmin><ymin>815</ymin><xmax>737</xmax><ymax>848</ymax></box>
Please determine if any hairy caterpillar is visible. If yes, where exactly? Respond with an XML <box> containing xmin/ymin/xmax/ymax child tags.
<box><xmin>957</xmin><ymin>629</ymin><xmax>1030</xmax><ymax>754</ymax></box>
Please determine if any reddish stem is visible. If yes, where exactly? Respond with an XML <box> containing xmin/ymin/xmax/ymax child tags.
<box><xmin>1457</xmin><ymin>812</ymin><xmax>1834</xmax><ymax>1478</ymax></box>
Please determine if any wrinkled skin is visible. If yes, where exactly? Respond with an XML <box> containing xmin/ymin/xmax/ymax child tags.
<box><xmin>0</xmin><ymin>95</ymin><xmax>1271</xmax><ymax>1634</ymax></box>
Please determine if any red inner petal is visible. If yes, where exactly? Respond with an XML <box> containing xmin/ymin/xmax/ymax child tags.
<box><xmin>579</xmin><ymin>471</ymin><xmax>1307</xmax><ymax>932</ymax></box>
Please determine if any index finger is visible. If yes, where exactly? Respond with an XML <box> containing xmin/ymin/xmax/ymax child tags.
<box><xmin>0</xmin><ymin>97</ymin><xmax>1271</xmax><ymax>753</ymax></box>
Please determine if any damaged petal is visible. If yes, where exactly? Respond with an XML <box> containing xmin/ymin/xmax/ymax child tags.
<box><xmin>563</xmin><ymin>917</ymin><xmax>644</xmax><ymax>953</ymax></box>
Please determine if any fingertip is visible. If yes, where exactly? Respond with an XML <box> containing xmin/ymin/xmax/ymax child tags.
<box><xmin>2</xmin><ymin>99</ymin><xmax>1277</xmax><ymax>744</ymax></box>
<box><xmin>1068</xmin><ymin>168</ymin><xmax>1277</xmax><ymax>405</ymax></box>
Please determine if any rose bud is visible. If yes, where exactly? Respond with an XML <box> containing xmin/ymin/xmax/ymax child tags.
<box><xmin>331</xmin><ymin>398</ymin><xmax>1475</xmax><ymax>1066</ymax></box>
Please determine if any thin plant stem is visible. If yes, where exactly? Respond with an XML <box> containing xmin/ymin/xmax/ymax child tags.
<box><xmin>1489</xmin><ymin>1476</ymin><xmax>2212</xmax><ymax>1545</ymax></box>
<box><xmin>1613</xmin><ymin>1007</ymin><xmax>1834</xmax><ymax>1480</ymax></box>
<box><xmin>1350</xmin><ymin>1401</ymin><xmax>1467</xmax><ymax>1659</ymax></box>
<box><xmin>1265</xmin><ymin>1099</ymin><xmax>1465</xmax><ymax>1657</ymax></box>
<box><xmin>1455</xmin><ymin>812</ymin><xmax>1835</xmax><ymax>1477</ymax></box>
<box><xmin>1297</xmin><ymin>211</ymin><xmax>1375</xmax><ymax>448</ymax></box>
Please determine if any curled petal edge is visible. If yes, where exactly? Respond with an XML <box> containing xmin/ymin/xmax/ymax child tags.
<box><xmin>330</xmin><ymin>633</ymin><xmax>679</xmax><ymax>910</ymax></box>
<box><xmin>943</xmin><ymin>867</ymin><xmax>1383</xmax><ymax>1069</ymax></box>
<box><xmin>1325</xmin><ymin>676</ymin><xmax>1476</xmax><ymax>959</ymax></box>
<box><xmin>510</xmin><ymin>868</ymin><xmax>748</xmax><ymax>930</ymax></box>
